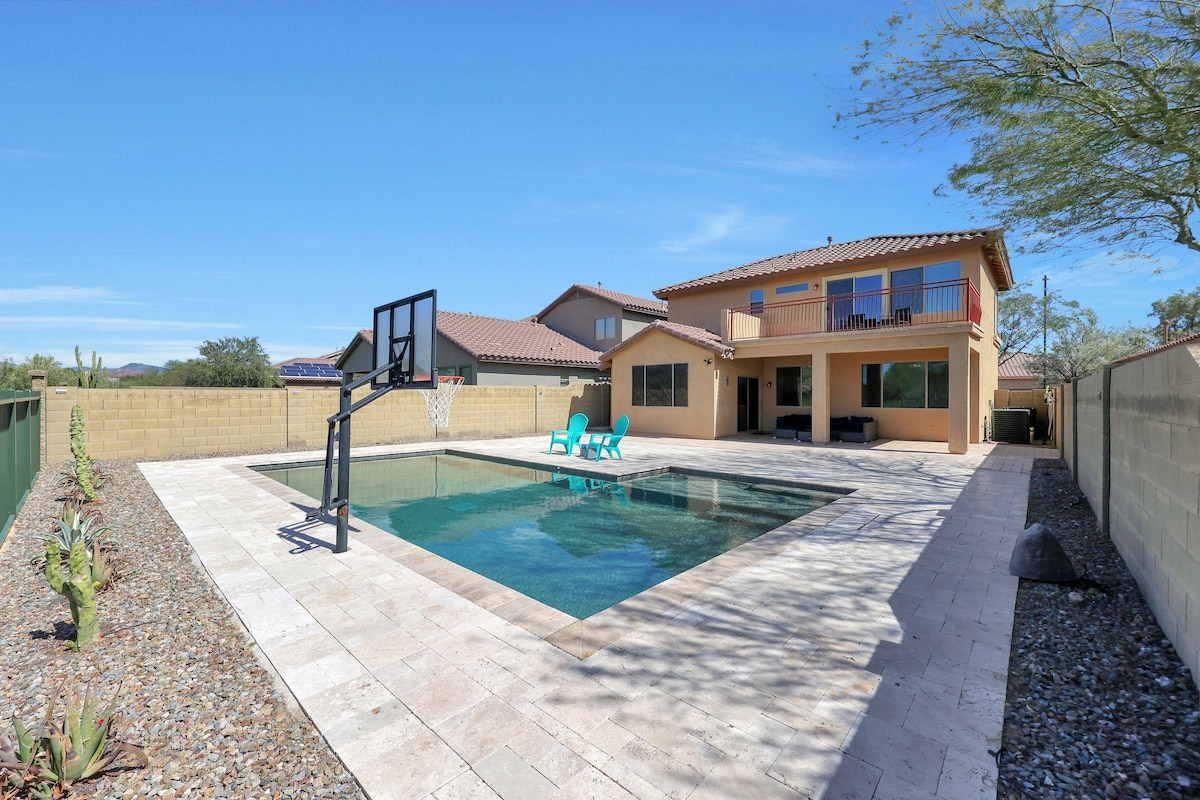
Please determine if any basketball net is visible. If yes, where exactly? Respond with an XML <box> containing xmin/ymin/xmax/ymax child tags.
<box><xmin>419</xmin><ymin>375</ymin><xmax>465</xmax><ymax>428</ymax></box>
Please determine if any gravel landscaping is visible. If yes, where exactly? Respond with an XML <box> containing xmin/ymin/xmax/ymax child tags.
<box><xmin>997</xmin><ymin>459</ymin><xmax>1199</xmax><ymax>800</ymax></box>
<box><xmin>0</xmin><ymin>457</ymin><xmax>366</xmax><ymax>800</ymax></box>
<box><xmin>2</xmin><ymin>452</ymin><xmax>1197</xmax><ymax>799</ymax></box>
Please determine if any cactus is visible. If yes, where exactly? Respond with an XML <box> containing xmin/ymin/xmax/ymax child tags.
<box><xmin>88</xmin><ymin>542</ymin><xmax>113</xmax><ymax>591</ymax></box>
<box><xmin>43</xmin><ymin>541</ymin><xmax>99</xmax><ymax>649</ymax></box>
<box><xmin>74</xmin><ymin>346</ymin><xmax>107</xmax><ymax>389</ymax></box>
<box><xmin>68</xmin><ymin>406</ymin><xmax>97</xmax><ymax>503</ymax></box>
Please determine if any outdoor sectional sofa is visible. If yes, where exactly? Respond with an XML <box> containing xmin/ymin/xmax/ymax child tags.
<box><xmin>774</xmin><ymin>414</ymin><xmax>878</xmax><ymax>443</ymax></box>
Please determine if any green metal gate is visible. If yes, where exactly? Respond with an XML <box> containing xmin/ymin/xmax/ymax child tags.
<box><xmin>1</xmin><ymin>389</ymin><xmax>41</xmax><ymax>545</ymax></box>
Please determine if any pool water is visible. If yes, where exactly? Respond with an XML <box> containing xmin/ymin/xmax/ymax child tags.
<box><xmin>263</xmin><ymin>454</ymin><xmax>839</xmax><ymax>619</ymax></box>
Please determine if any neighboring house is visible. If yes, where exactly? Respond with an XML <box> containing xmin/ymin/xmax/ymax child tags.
<box><xmin>602</xmin><ymin>230</ymin><xmax>1014</xmax><ymax>453</ymax></box>
<box><xmin>273</xmin><ymin>355</ymin><xmax>343</xmax><ymax>388</ymax></box>
<box><xmin>998</xmin><ymin>351</ymin><xmax>1038</xmax><ymax>390</ymax></box>
<box><xmin>535</xmin><ymin>284</ymin><xmax>668</xmax><ymax>350</ymax></box>
<box><xmin>336</xmin><ymin>310</ymin><xmax>604</xmax><ymax>387</ymax></box>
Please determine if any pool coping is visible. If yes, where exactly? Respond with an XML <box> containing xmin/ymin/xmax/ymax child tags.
<box><xmin>240</xmin><ymin>447</ymin><xmax>869</xmax><ymax>658</ymax></box>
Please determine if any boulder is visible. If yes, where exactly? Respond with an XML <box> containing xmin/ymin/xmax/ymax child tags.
<box><xmin>1008</xmin><ymin>522</ymin><xmax>1079</xmax><ymax>582</ymax></box>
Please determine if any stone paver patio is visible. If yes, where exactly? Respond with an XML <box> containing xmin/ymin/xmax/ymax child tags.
<box><xmin>140</xmin><ymin>435</ymin><xmax>1041</xmax><ymax>799</ymax></box>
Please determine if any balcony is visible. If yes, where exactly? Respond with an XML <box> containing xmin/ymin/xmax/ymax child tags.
<box><xmin>725</xmin><ymin>279</ymin><xmax>982</xmax><ymax>343</ymax></box>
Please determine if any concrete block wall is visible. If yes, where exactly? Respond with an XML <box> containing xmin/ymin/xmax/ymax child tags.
<box><xmin>43</xmin><ymin>383</ymin><xmax>611</xmax><ymax>463</ymax></box>
<box><xmin>1061</xmin><ymin>341</ymin><xmax>1200</xmax><ymax>686</ymax></box>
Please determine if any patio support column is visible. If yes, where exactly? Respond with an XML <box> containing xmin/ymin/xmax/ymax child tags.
<box><xmin>811</xmin><ymin>350</ymin><xmax>831</xmax><ymax>444</ymax></box>
<box><xmin>948</xmin><ymin>337</ymin><xmax>970</xmax><ymax>454</ymax></box>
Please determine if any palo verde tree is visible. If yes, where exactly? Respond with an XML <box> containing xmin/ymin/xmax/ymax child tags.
<box><xmin>842</xmin><ymin>0</ymin><xmax>1200</xmax><ymax>256</ymax></box>
<box><xmin>1149</xmin><ymin>285</ymin><xmax>1200</xmax><ymax>339</ymax></box>
<box><xmin>1027</xmin><ymin>302</ymin><xmax>1152</xmax><ymax>383</ymax></box>
<box><xmin>186</xmin><ymin>336</ymin><xmax>280</xmax><ymax>388</ymax></box>
<box><xmin>998</xmin><ymin>285</ymin><xmax>1067</xmax><ymax>366</ymax></box>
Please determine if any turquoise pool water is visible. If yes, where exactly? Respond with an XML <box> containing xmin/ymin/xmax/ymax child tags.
<box><xmin>263</xmin><ymin>454</ymin><xmax>839</xmax><ymax>619</ymax></box>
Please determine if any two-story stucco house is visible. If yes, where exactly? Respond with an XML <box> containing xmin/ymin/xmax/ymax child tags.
<box><xmin>535</xmin><ymin>284</ymin><xmax>668</xmax><ymax>350</ymax></box>
<box><xmin>601</xmin><ymin>230</ymin><xmax>1014</xmax><ymax>453</ymax></box>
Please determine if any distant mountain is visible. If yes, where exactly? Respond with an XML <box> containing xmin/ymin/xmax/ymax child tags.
<box><xmin>108</xmin><ymin>363</ymin><xmax>163</xmax><ymax>377</ymax></box>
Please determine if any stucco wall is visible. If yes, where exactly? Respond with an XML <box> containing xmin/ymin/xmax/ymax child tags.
<box><xmin>1060</xmin><ymin>341</ymin><xmax>1200</xmax><ymax>685</ymax></box>
<box><xmin>609</xmin><ymin>332</ymin><xmax>718</xmax><ymax>439</ymax></box>
<box><xmin>43</xmin><ymin>384</ymin><xmax>609</xmax><ymax>462</ymax></box>
<box><xmin>539</xmin><ymin>294</ymin><xmax>619</xmax><ymax>348</ymax></box>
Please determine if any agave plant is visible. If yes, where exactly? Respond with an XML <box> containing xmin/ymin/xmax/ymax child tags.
<box><xmin>0</xmin><ymin>682</ymin><xmax>148</xmax><ymax>798</ymax></box>
<box><xmin>37</xmin><ymin>506</ymin><xmax>114</xmax><ymax>553</ymax></box>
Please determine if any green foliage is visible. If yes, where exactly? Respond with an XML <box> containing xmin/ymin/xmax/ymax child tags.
<box><xmin>1027</xmin><ymin>303</ymin><xmax>1153</xmax><ymax>383</ymax></box>
<box><xmin>57</xmin><ymin>460</ymin><xmax>106</xmax><ymax>505</ymax></box>
<box><xmin>844</xmin><ymin>0</ymin><xmax>1200</xmax><ymax>255</ymax></box>
<box><xmin>73</xmin><ymin>347</ymin><xmax>109</xmax><ymax>389</ymax></box>
<box><xmin>998</xmin><ymin>285</ymin><xmax>1066</xmax><ymax>365</ymax></box>
<box><xmin>0</xmin><ymin>355</ymin><xmax>75</xmax><ymax>391</ymax></box>
<box><xmin>1149</xmin><ymin>285</ymin><xmax>1200</xmax><ymax>339</ymax></box>
<box><xmin>68</xmin><ymin>407</ymin><xmax>98</xmax><ymax>503</ymax></box>
<box><xmin>184</xmin><ymin>336</ymin><xmax>280</xmax><ymax>388</ymax></box>
<box><xmin>43</xmin><ymin>541</ymin><xmax>99</xmax><ymax>649</ymax></box>
<box><xmin>0</xmin><ymin>682</ymin><xmax>148</xmax><ymax>797</ymax></box>
<box><xmin>37</xmin><ymin>506</ymin><xmax>114</xmax><ymax>554</ymax></box>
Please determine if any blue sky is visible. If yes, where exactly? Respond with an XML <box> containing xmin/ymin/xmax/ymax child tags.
<box><xmin>3</xmin><ymin>2</ymin><xmax>1197</xmax><ymax>368</ymax></box>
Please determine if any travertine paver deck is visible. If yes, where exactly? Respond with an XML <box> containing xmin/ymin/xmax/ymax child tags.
<box><xmin>140</xmin><ymin>435</ymin><xmax>1043</xmax><ymax>800</ymax></box>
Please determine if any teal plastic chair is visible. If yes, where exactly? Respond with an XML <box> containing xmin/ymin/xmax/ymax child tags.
<box><xmin>548</xmin><ymin>413</ymin><xmax>588</xmax><ymax>455</ymax></box>
<box><xmin>586</xmin><ymin>415</ymin><xmax>629</xmax><ymax>461</ymax></box>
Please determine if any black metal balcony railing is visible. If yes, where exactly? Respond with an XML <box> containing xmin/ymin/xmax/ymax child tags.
<box><xmin>726</xmin><ymin>279</ymin><xmax>983</xmax><ymax>342</ymax></box>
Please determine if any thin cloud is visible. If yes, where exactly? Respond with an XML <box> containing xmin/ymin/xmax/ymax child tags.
<box><xmin>661</xmin><ymin>209</ymin><xmax>749</xmax><ymax>253</ymax></box>
<box><xmin>0</xmin><ymin>316</ymin><xmax>240</xmax><ymax>332</ymax></box>
<box><xmin>0</xmin><ymin>286</ymin><xmax>124</xmax><ymax>304</ymax></box>
<box><xmin>730</xmin><ymin>139</ymin><xmax>858</xmax><ymax>176</ymax></box>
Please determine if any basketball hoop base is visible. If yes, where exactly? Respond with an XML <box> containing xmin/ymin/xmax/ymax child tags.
<box><xmin>420</xmin><ymin>376</ymin><xmax>465</xmax><ymax>428</ymax></box>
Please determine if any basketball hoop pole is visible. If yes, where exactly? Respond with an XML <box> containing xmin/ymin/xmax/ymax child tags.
<box><xmin>308</xmin><ymin>343</ymin><xmax>408</xmax><ymax>553</ymax></box>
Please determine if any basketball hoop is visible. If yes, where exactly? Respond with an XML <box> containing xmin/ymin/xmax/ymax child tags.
<box><xmin>419</xmin><ymin>375</ymin><xmax>466</xmax><ymax>428</ymax></box>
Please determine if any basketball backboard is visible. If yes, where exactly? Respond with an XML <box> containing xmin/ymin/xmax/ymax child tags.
<box><xmin>372</xmin><ymin>289</ymin><xmax>437</xmax><ymax>389</ymax></box>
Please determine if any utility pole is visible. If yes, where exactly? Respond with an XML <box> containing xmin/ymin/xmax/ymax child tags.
<box><xmin>1042</xmin><ymin>274</ymin><xmax>1049</xmax><ymax>356</ymax></box>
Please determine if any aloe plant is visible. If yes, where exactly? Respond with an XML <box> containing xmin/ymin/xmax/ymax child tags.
<box><xmin>0</xmin><ymin>682</ymin><xmax>147</xmax><ymax>798</ymax></box>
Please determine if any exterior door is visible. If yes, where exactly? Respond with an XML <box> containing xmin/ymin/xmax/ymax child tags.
<box><xmin>737</xmin><ymin>377</ymin><xmax>760</xmax><ymax>432</ymax></box>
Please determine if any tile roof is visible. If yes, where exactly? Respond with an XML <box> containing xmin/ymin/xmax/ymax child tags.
<box><xmin>998</xmin><ymin>351</ymin><xmax>1036</xmax><ymax>379</ymax></box>
<box><xmin>362</xmin><ymin>316</ymin><xmax>603</xmax><ymax>368</ymax></box>
<box><xmin>440</xmin><ymin>311</ymin><xmax>603</xmax><ymax>366</ymax></box>
<box><xmin>537</xmin><ymin>284</ymin><xmax>668</xmax><ymax>320</ymax></box>
<box><xmin>654</xmin><ymin>230</ymin><xmax>1013</xmax><ymax>296</ymax></box>
<box><xmin>1108</xmin><ymin>328</ymin><xmax>1200</xmax><ymax>366</ymax></box>
<box><xmin>600</xmin><ymin>320</ymin><xmax>734</xmax><ymax>364</ymax></box>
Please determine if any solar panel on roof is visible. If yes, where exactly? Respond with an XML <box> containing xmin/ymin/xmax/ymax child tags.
<box><xmin>280</xmin><ymin>362</ymin><xmax>342</xmax><ymax>379</ymax></box>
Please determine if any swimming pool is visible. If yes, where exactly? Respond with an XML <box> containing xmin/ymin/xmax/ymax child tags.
<box><xmin>262</xmin><ymin>454</ymin><xmax>840</xmax><ymax>618</ymax></box>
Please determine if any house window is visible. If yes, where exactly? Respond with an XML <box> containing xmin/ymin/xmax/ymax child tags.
<box><xmin>595</xmin><ymin>316</ymin><xmax>617</xmax><ymax>340</ymax></box>
<box><xmin>440</xmin><ymin>365</ymin><xmax>473</xmax><ymax>384</ymax></box>
<box><xmin>560</xmin><ymin>369</ymin><xmax>571</xmax><ymax>387</ymax></box>
<box><xmin>776</xmin><ymin>283</ymin><xmax>809</xmax><ymax>295</ymax></box>
<box><xmin>890</xmin><ymin>261</ymin><xmax>961</xmax><ymax>315</ymax></box>
<box><xmin>750</xmin><ymin>289</ymin><xmax>764</xmax><ymax>315</ymax></box>
<box><xmin>861</xmin><ymin>361</ymin><xmax>950</xmax><ymax>408</ymax></box>
<box><xmin>775</xmin><ymin>366</ymin><xmax>812</xmax><ymax>406</ymax></box>
<box><xmin>631</xmin><ymin>363</ymin><xmax>688</xmax><ymax>407</ymax></box>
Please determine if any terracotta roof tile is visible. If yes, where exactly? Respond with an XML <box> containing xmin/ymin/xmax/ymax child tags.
<box><xmin>440</xmin><ymin>312</ymin><xmax>603</xmax><ymax>367</ymax></box>
<box><xmin>655</xmin><ymin>230</ymin><xmax>1012</xmax><ymax>296</ymax></box>
<box><xmin>358</xmin><ymin>315</ymin><xmax>602</xmax><ymax>367</ymax></box>
<box><xmin>998</xmin><ymin>351</ymin><xmax>1036</xmax><ymax>379</ymax></box>
<box><xmin>537</xmin><ymin>284</ymin><xmax>667</xmax><ymax>319</ymax></box>
<box><xmin>600</xmin><ymin>320</ymin><xmax>733</xmax><ymax>363</ymax></box>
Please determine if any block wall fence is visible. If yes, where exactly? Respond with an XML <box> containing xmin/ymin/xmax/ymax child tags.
<box><xmin>1060</xmin><ymin>339</ymin><xmax>1200</xmax><ymax>685</ymax></box>
<box><xmin>37</xmin><ymin>383</ymin><xmax>610</xmax><ymax>464</ymax></box>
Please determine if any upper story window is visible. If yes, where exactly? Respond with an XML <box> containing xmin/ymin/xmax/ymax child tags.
<box><xmin>595</xmin><ymin>316</ymin><xmax>617</xmax><ymax>340</ymax></box>
<box><xmin>776</xmin><ymin>283</ymin><xmax>808</xmax><ymax>295</ymax></box>
<box><xmin>749</xmin><ymin>289</ymin><xmax>765</xmax><ymax>315</ymax></box>
<box><xmin>890</xmin><ymin>261</ymin><xmax>961</xmax><ymax>314</ymax></box>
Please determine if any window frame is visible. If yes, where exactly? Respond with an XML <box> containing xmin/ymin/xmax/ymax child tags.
<box><xmin>775</xmin><ymin>365</ymin><xmax>813</xmax><ymax>407</ymax></box>
<box><xmin>631</xmin><ymin>362</ymin><xmax>689</xmax><ymax>407</ymax></box>
<box><xmin>594</xmin><ymin>316</ymin><xmax>617</xmax><ymax>341</ymax></box>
